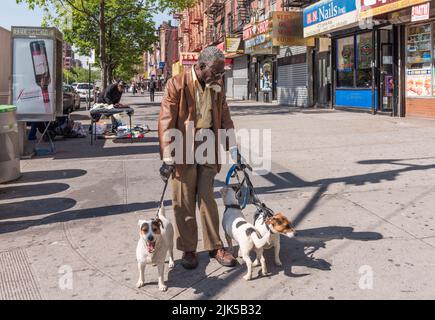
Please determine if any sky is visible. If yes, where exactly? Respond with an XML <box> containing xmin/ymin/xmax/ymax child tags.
<box><xmin>1</xmin><ymin>0</ymin><xmax>172</xmax><ymax>64</ymax></box>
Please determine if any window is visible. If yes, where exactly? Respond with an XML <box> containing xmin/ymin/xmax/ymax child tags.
<box><xmin>228</xmin><ymin>14</ymin><xmax>233</xmax><ymax>35</ymax></box>
<box><xmin>356</xmin><ymin>33</ymin><xmax>373</xmax><ymax>88</ymax></box>
<box><xmin>337</xmin><ymin>36</ymin><xmax>355</xmax><ymax>87</ymax></box>
<box><xmin>406</xmin><ymin>23</ymin><xmax>432</xmax><ymax>97</ymax></box>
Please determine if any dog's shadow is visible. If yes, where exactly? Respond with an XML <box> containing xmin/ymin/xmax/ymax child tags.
<box><xmin>265</xmin><ymin>226</ymin><xmax>383</xmax><ymax>278</ymax></box>
<box><xmin>165</xmin><ymin>226</ymin><xmax>382</xmax><ymax>297</ymax></box>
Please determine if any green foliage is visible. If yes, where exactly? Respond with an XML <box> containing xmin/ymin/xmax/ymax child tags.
<box><xmin>17</xmin><ymin>0</ymin><xmax>194</xmax><ymax>86</ymax></box>
<box><xmin>63</xmin><ymin>67</ymin><xmax>101</xmax><ymax>84</ymax></box>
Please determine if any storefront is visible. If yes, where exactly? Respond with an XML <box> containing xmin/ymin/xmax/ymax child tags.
<box><xmin>245</xmin><ymin>11</ymin><xmax>314</xmax><ymax>104</ymax></box>
<box><xmin>304</xmin><ymin>0</ymin><xmax>360</xmax><ymax>110</ymax></box>
<box><xmin>218</xmin><ymin>38</ymin><xmax>248</xmax><ymax>100</ymax></box>
<box><xmin>333</xmin><ymin>26</ymin><xmax>397</xmax><ymax>113</ymax></box>
<box><xmin>383</xmin><ymin>1</ymin><xmax>435</xmax><ymax>118</ymax></box>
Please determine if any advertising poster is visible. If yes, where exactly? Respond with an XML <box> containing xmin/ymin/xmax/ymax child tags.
<box><xmin>406</xmin><ymin>69</ymin><xmax>432</xmax><ymax>97</ymax></box>
<box><xmin>12</xmin><ymin>38</ymin><xmax>54</xmax><ymax>119</ymax></box>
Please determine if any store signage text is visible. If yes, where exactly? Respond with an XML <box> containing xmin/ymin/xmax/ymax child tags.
<box><xmin>303</xmin><ymin>0</ymin><xmax>358</xmax><ymax>38</ymax></box>
<box><xmin>273</xmin><ymin>11</ymin><xmax>314</xmax><ymax>46</ymax></box>
<box><xmin>411</xmin><ymin>2</ymin><xmax>430</xmax><ymax>22</ymax></box>
<box><xmin>226</xmin><ymin>37</ymin><xmax>243</xmax><ymax>53</ymax></box>
<box><xmin>245</xmin><ymin>34</ymin><xmax>268</xmax><ymax>49</ymax></box>
<box><xmin>180</xmin><ymin>52</ymin><xmax>199</xmax><ymax>66</ymax></box>
<box><xmin>360</xmin><ymin>0</ymin><xmax>429</xmax><ymax>18</ymax></box>
<box><xmin>243</xmin><ymin>19</ymin><xmax>270</xmax><ymax>40</ymax></box>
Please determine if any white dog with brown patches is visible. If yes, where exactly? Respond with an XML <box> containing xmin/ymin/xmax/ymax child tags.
<box><xmin>136</xmin><ymin>206</ymin><xmax>174</xmax><ymax>292</ymax></box>
<box><xmin>221</xmin><ymin>186</ymin><xmax>271</xmax><ymax>281</ymax></box>
<box><xmin>253</xmin><ymin>211</ymin><xmax>296</xmax><ymax>267</ymax></box>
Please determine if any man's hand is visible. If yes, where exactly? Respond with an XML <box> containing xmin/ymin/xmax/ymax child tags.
<box><xmin>160</xmin><ymin>162</ymin><xmax>175</xmax><ymax>182</ymax></box>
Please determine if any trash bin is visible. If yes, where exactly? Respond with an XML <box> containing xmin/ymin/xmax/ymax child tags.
<box><xmin>0</xmin><ymin>105</ymin><xmax>21</xmax><ymax>183</ymax></box>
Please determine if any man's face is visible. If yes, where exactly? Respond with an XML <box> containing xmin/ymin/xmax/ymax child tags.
<box><xmin>200</xmin><ymin>59</ymin><xmax>225</xmax><ymax>85</ymax></box>
<box><xmin>117</xmin><ymin>85</ymin><xmax>124</xmax><ymax>92</ymax></box>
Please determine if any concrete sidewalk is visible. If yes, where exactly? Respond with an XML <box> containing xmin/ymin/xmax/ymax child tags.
<box><xmin>1</xmin><ymin>93</ymin><xmax>435</xmax><ymax>300</ymax></box>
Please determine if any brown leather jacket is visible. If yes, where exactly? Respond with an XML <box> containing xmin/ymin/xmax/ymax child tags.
<box><xmin>158</xmin><ymin>68</ymin><xmax>235</xmax><ymax>177</ymax></box>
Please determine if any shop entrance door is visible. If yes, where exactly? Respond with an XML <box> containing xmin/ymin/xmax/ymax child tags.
<box><xmin>380</xmin><ymin>43</ymin><xmax>394</xmax><ymax>112</ymax></box>
<box><xmin>314</xmin><ymin>51</ymin><xmax>331</xmax><ymax>107</ymax></box>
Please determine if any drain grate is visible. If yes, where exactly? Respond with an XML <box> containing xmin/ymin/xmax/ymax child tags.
<box><xmin>0</xmin><ymin>248</ymin><xmax>42</xmax><ymax>300</ymax></box>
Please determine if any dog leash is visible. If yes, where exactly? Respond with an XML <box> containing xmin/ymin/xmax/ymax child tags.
<box><xmin>155</xmin><ymin>179</ymin><xmax>169</xmax><ymax>228</ymax></box>
<box><xmin>226</xmin><ymin>164</ymin><xmax>275</xmax><ymax>219</ymax></box>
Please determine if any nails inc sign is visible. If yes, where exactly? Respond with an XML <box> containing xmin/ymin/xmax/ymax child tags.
<box><xmin>303</xmin><ymin>0</ymin><xmax>358</xmax><ymax>38</ymax></box>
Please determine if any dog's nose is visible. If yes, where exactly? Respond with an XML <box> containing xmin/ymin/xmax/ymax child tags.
<box><xmin>148</xmin><ymin>235</ymin><xmax>154</xmax><ymax>242</ymax></box>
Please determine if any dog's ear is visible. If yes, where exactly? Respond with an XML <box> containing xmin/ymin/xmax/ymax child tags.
<box><xmin>266</xmin><ymin>217</ymin><xmax>275</xmax><ymax>226</ymax></box>
<box><xmin>138</xmin><ymin>220</ymin><xmax>145</xmax><ymax>228</ymax></box>
<box><xmin>155</xmin><ymin>218</ymin><xmax>163</xmax><ymax>227</ymax></box>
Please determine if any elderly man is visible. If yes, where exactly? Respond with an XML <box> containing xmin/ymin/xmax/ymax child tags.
<box><xmin>158</xmin><ymin>46</ymin><xmax>240</xmax><ymax>269</ymax></box>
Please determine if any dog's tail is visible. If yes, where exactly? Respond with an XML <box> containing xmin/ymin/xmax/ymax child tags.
<box><xmin>248</xmin><ymin>228</ymin><xmax>270</xmax><ymax>249</ymax></box>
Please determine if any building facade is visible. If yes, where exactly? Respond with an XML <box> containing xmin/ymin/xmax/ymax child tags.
<box><xmin>302</xmin><ymin>0</ymin><xmax>435</xmax><ymax>119</ymax></box>
<box><xmin>170</xmin><ymin>1</ymin><xmax>320</xmax><ymax>103</ymax></box>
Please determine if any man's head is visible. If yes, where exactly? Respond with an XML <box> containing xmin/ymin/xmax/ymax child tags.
<box><xmin>117</xmin><ymin>81</ymin><xmax>125</xmax><ymax>92</ymax></box>
<box><xmin>195</xmin><ymin>46</ymin><xmax>225</xmax><ymax>85</ymax></box>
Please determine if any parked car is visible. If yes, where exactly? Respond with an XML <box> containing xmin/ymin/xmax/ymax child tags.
<box><xmin>63</xmin><ymin>84</ymin><xmax>76</xmax><ymax>114</ymax></box>
<box><xmin>75</xmin><ymin>83</ymin><xmax>94</xmax><ymax>101</ymax></box>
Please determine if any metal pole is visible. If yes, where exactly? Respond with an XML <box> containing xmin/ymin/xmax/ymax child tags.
<box><xmin>88</xmin><ymin>61</ymin><xmax>91</xmax><ymax>111</ymax></box>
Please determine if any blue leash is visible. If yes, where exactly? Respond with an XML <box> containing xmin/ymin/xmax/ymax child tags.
<box><xmin>225</xmin><ymin>164</ymin><xmax>252</xmax><ymax>210</ymax></box>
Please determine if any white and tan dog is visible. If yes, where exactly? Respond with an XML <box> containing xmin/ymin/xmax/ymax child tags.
<box><xmin>221</xmin><ymin>186</ymin><xmax>271</xmax><ymax>281</ymax></box>
<box><xmin>136</xmin><ymin>206</ymin><xmax>174</xmax><ymax>292</ymax></box>
<box><xmin>253</xmin><ymin>211</ymin><xmax>296</xmax><ymax>267</ymax></box>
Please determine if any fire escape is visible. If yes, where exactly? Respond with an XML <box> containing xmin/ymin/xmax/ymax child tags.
<box><xmin>190</xmin><ymin>3</ymin><xmax>204</xmax><ymax>52</ymax></box>
<box><xmin>235</xmin><ymin>0</ymin><xmax>252</xmax><ymax>34</ymax></box>
<box><xmin>206</xmin><ymin>0</ymin><xmax>225</xmax><ymax>45</ymax></box>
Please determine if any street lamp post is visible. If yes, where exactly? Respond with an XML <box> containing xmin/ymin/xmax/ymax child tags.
<box><xmin>88</xmin><ymin>59</ymin><xmax>92</xmax><ymax>110</ymax></box>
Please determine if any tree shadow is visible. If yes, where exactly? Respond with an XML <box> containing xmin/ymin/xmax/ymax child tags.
<box><xmin>6</xmin><ymin>169</ymin><xmax>87</xmax><ymax>184</ymax></box>
<box><xmin>0</xmin><ymin>183</ymin><xmax>70</xmax><ymax>201</ymax></box>
<box><xmin>0</xmin><ymin>201</ymin><xmax>158</xmax><ymax>234</ymax></box>
<box><xmin>0</xmin><ymin>197</ymin><xmax>77</xmax><ymax>221</ymax></box>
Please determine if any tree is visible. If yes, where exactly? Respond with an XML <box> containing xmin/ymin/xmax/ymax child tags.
<box><xmin>64</xmin><ymin>67</ymin><xmax>100</xmax><ymax>84</ymax></box>
<box><xmin>18</xmin><ymin>0</ymin><xmax>194</xmax><ymax>88</ymax></box>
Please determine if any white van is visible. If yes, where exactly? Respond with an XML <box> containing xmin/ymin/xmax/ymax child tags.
<box><xmin>75</xmin><ymin>83</ymin><xmax>94</xmax><ymax>101</ymax></box>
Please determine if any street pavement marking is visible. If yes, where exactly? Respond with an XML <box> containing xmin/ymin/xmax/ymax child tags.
<box><xmin>0</xmin><ymin>248</ymin><xmax>42</xmax><ymax>300</ymax></box>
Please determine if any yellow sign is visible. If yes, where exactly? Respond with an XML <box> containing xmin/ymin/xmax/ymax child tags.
<box><xmin>360</xmin><ymin>0</ymin><xmax>429</xmax><ymax>19</ymax></box>
<box><xmin>225</xmin><ymin>37</ymin><xmax>243</xmax><ymax>53</ymax></box>
<box><xmin>271</xmin><ymin>11</ymin><xmax>315</xmax><ymax>47</ymax></box>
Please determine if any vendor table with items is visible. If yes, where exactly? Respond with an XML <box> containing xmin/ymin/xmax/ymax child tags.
<box><xmin>90</xmin><ymin>106</ymin><xmax>134</xmax><ymax>145</ymax></box>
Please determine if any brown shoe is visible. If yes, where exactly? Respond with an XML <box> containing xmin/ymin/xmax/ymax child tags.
<box><xmin>209</xmin><ymin>248</ymin><xmax>237</xmax><ymax>267</ymax></box>
<box><xmin>181</xmin><ymin>251</ymin><xmax>198</xmax><ymax>270</ymax></box>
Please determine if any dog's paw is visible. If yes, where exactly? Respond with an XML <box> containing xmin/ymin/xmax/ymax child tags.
<box><xmin>159</xmin><ymin>284</ymin><xmax>168</xmax><ymax>292</ymax></box>
<box><xmin>168</xmin><ymin>260</ymin><xmax>175</xmax><ymax>269</ymax></box>
<box><xmin>275</xmin><ymin>260</ymin><xmax>283</xmax><ymax>267</ymax></box>
<box><xmin>260</xmin><ymin>270</ymin><xmax>272</xmax><ymax>277</ymax></box>
<box><xmin>252</xmin><ymin>260</ymin><xmax>260</xmax><ymax>267</ymax></box>
<box><xmin>136</xmin><ymin>281</ymin><xmax>146</xmax><ymax>288</ymax></box>
<box><xmin>243</xmin><ymin>274</ymin><xmax>252</xmax><ymax>281</ymax></box>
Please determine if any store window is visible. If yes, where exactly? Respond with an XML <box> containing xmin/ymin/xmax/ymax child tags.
<box><xmin>356</xmin><ymin>33</ymin><xmax>373</xmax><ymax>88</ymax></box>
<box><xmin>337</xmin><ymin>36</ymin><xmax>355</xmax><ymax>87</ymax></box>
<box><xmin>406</xmin><ymin>23</ymin><xmax>432</xmax><ymax>97</ymax></box>
<box><xmin>260</xmin><ymin>60</ymin><xmax>273</xmax><ymax>93</ymax></box>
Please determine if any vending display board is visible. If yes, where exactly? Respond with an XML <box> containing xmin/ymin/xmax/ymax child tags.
<box><xmin>11</xmin><ymin>27</ymin><xmax>63</xmax><ymax>121</ymax></box>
